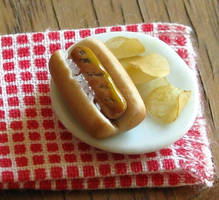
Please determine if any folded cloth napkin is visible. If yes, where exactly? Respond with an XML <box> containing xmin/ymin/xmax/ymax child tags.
<box><xmin>0</xmin><ymin>23</ymin><xmax>214</xmax><ymax>190</ymax></box>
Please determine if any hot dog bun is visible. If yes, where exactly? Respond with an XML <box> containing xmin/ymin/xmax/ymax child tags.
<box><xmin>49</xmin><ymin>38</ymin><xmax>146</xmax><ymax>138</ymax></box>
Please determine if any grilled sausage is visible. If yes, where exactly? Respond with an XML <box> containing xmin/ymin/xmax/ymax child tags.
<box><xmin>70</xmin><ymin>46</ymin><xmax>127</xmax><ymax>119</ymax></box>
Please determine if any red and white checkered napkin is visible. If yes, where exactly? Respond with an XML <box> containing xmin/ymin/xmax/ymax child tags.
<box><xmin>0</xmin><ymin>23</ymin><xmax>214</xmax><ymax>190</ymax></box>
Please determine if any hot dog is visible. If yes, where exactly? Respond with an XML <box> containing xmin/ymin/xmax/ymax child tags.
<box><xmin>49</xmin><ymin>38</ymin><xmax>146</xmax><ymax>138</ymax></box>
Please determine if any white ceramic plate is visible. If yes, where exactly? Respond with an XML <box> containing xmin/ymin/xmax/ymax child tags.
<box><xmin>50</xmin><ymin>32</ymin><xmax>198</xmax><ymax>154</ymax></box>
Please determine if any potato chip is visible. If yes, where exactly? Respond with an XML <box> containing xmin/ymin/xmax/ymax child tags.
<box><xmin>145</xmin><ymin>85</ymin><xmax>191</xmax><ymax>123</ymax></box>
<box><xmin>120</xmin><ymin>56</ymin><xmax>140</xmax><ymax>69</ymax></box>
<box><xmin>124</xmin><ymin>65</ymin><xmax>156</xmax><ymax>84</ymax></box>
<box><xmin>136</xmin><ymin>78</ymin><xmax>170</xmax><ymax>101</ymax></box>
<box><xmin>178</xmin><ymin>90</ymin><xmax>191</xmax><ymax>112</ymax></box>
<box><xmin>120</xmin><ymin>54</ymin><xmax>170</xmax><ymax>84</ymax></box>
<box><xmin>105</xmin><ymin>37</ymin><xmax>145</xmax><ymax>59</ymax></box>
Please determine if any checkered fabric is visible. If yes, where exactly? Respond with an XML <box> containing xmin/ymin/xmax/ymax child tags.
<box><xmin>0</xmin><ymin>23</ymin><xmax>214</xmax><ymax>190</ymax></box>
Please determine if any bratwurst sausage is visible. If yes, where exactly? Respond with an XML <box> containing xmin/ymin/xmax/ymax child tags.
<box><xmin>70</xmin><ymin>46</ymin><xmax>127</xmax><ymax>119</ymax></box>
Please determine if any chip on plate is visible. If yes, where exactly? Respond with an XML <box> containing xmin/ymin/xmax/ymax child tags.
<box><xmin>136</xmin><ymin>77</ymin><xmax>170</xmax><ymax>101</ymax></box>
<box><xmin>120</xmin><ymin>54</ymin><xmax>170</xmax><ymax>84</ymax></box>
<box><xmin>145</xmin><ymin>84</ymin><xmax>191</xmax><ymax>123</ymax></box>
<box><xmin>105</xmin><ymin>37</ymin><xmax>145</xmax><ymax>59</ymax></box>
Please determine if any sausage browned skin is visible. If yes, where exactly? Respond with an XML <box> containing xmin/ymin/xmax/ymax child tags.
<box><xmin>69</xmin><ymin>46</ymin><xmax>127</xmax><ymax>119</ymax></box>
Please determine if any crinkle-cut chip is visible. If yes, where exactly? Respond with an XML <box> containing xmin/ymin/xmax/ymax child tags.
<box><xmin>120</xmin><ymin>54</ymin><xmax>170</xmax><ymax>84</ymax></box>
<box><xmin>105</xmin><ymin>37</ymin><xmax>145</xmax><ymax>59</ymax></box>
<box><xmin>136</xmin><ymin>78</ymin><xmax>170</xmax><ymax>101</ymax></box>
<box><xmin>145</xmin><ymin>85</ymin><xmax>191</xmax><ymax>123</ymax></box>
